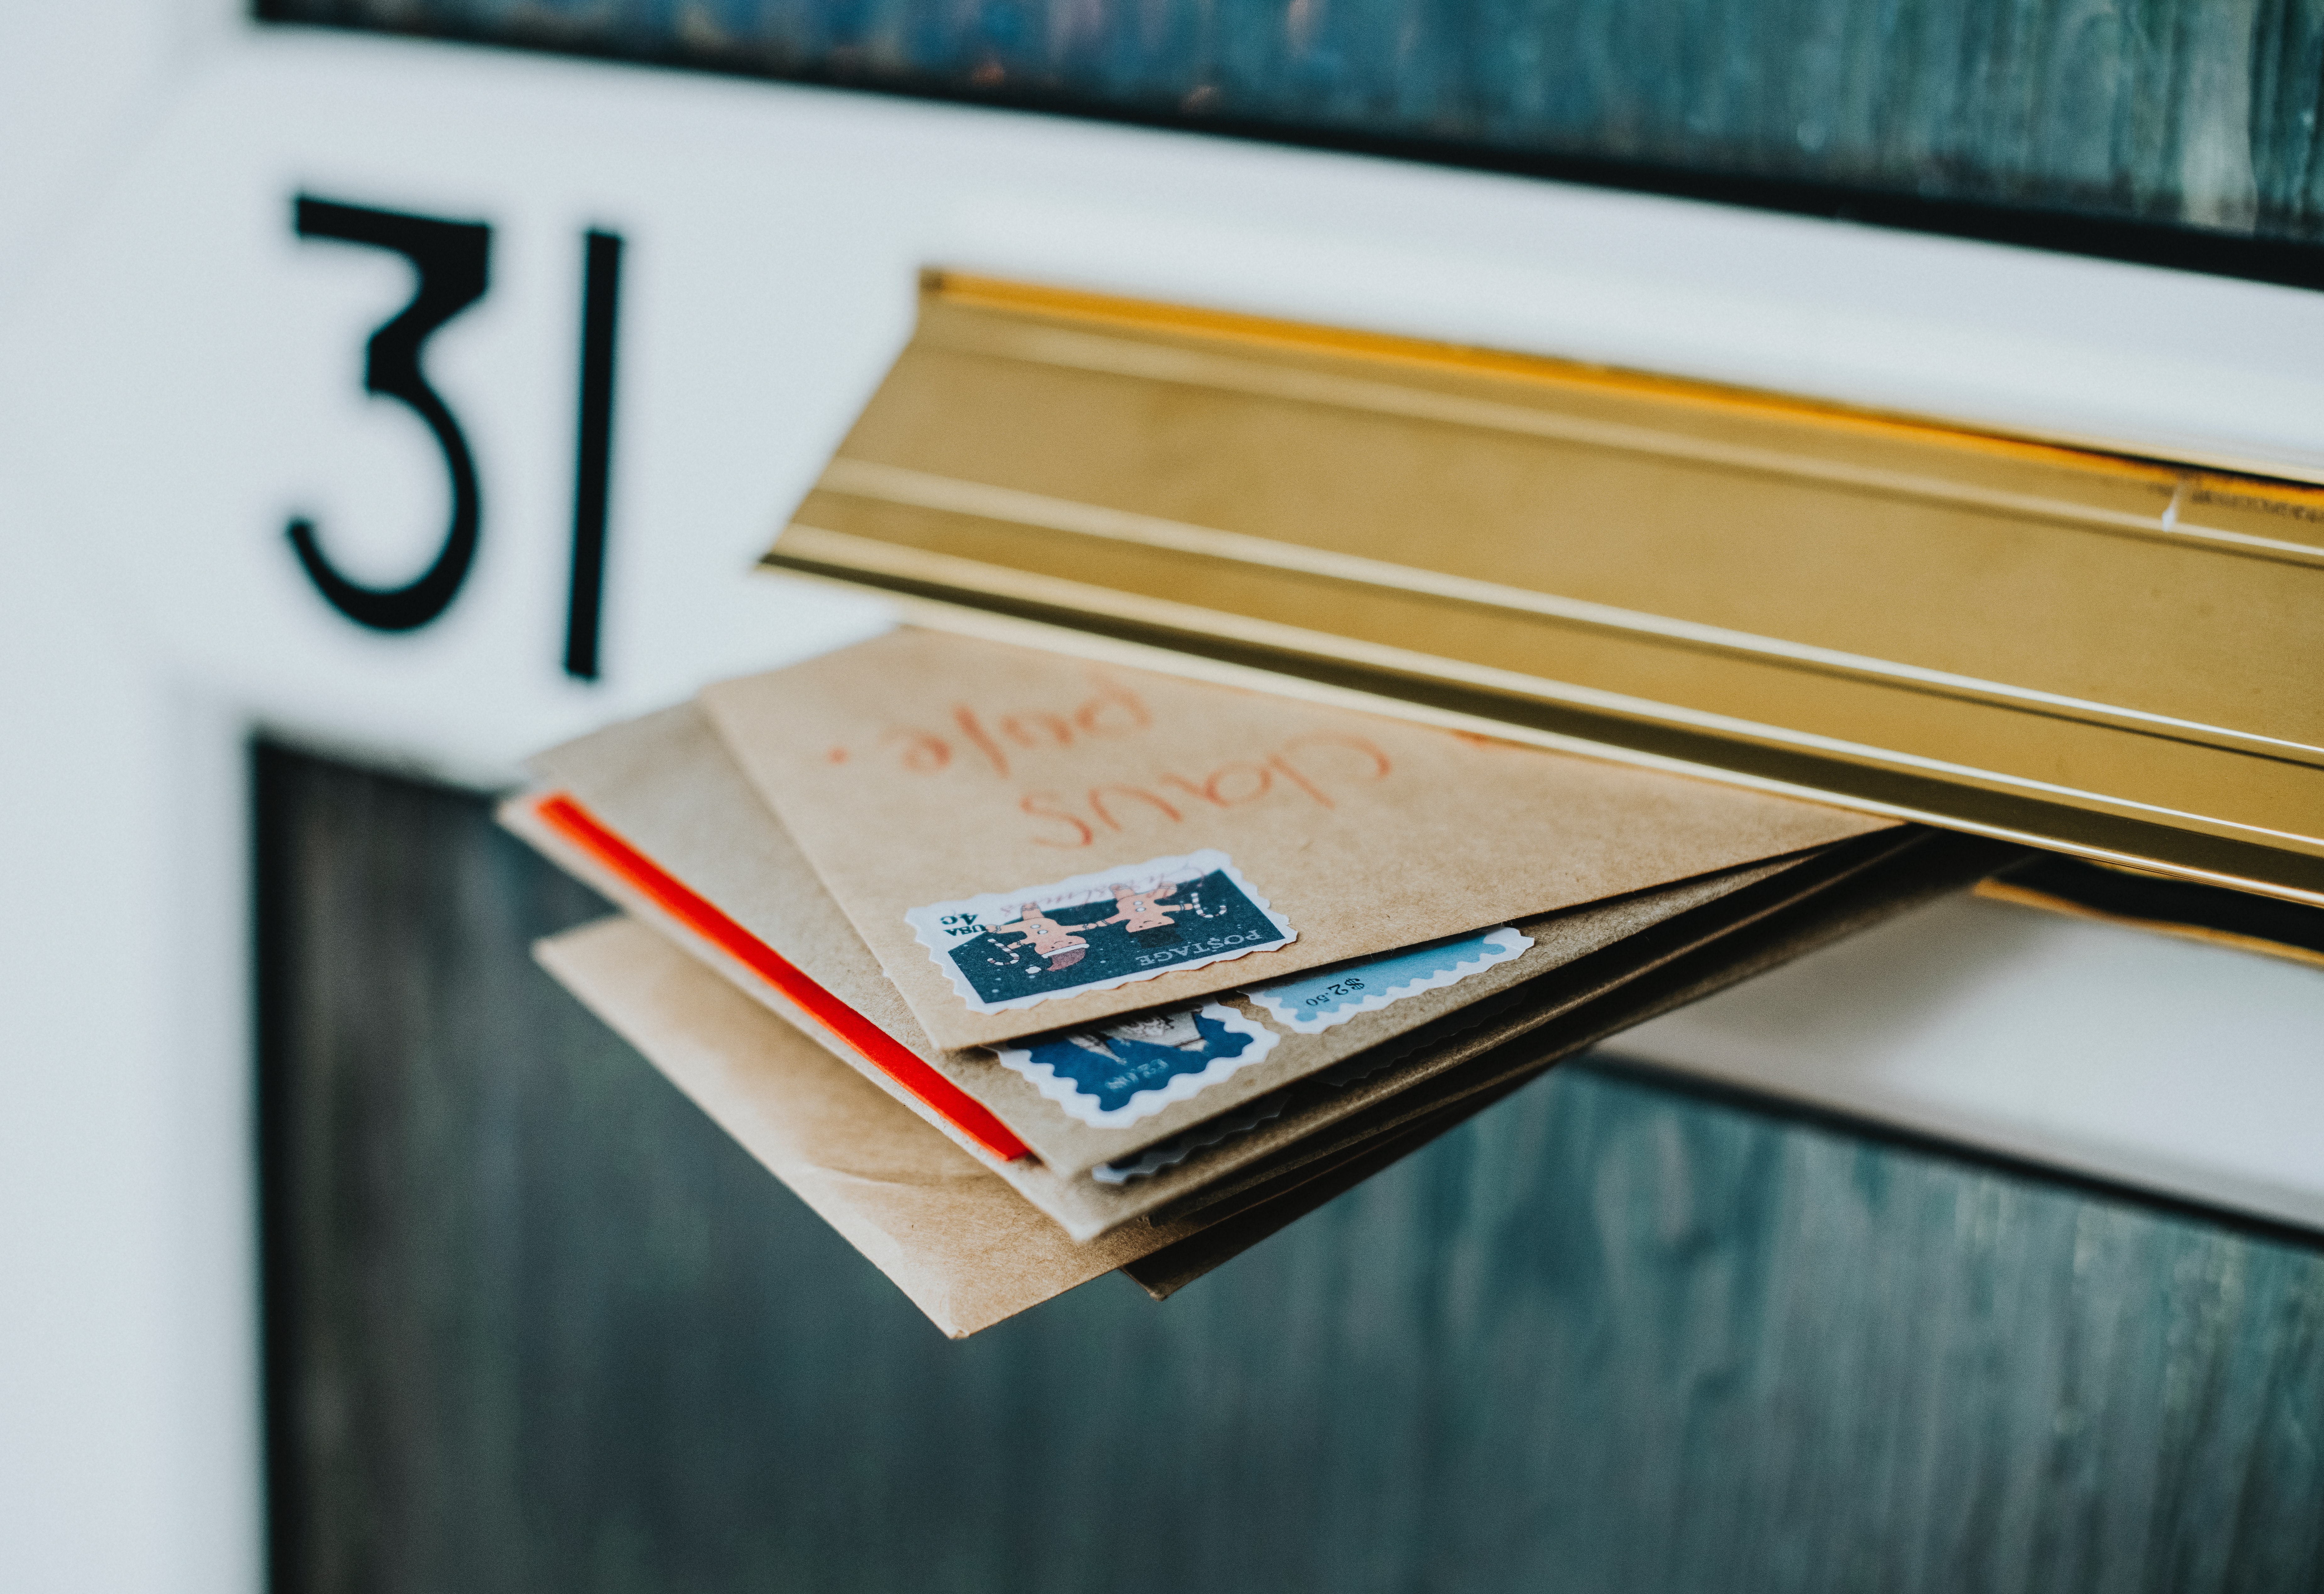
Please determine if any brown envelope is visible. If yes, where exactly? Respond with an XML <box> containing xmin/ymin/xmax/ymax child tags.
<box><xmin>501</xmin><ymin>791</ymin><xmax>1160</xmax><ymax>1244</ymax></box>
<box><xmin>1122</xmin><ymin>823</ymin><xmax>2024</xmax><ymax>1295</ymax></box>
<box><xmin>513</xmin><ymin>782</ymin><xmax>1917</xmax><ymax>1242</ymax></box>
<box><xmin>532</xmin><ymin>916</ymin><xmax>1199</xmax><ymax>1337</ymax></box>
<box><xmin>531</xmin><ymin>823</ymin><xmax>2014</xmax><ymax>1334</ymax></box>
<box><xmin>531</xmin><ymin>915</ymin><xmax>1585</xmax><ymax>1332</ymax></box>
<box><xmin>515</xmin><ymin>703</ymin><xmax>1828</xmax><ymax>1189</ymax></box>
<box><xmin>535</xmin><ymin>914</ymin><xmax>1594</xmax><ymax>1332</ymax></box>
<box><xmin>698</xmin><ymin>629</ymin><xmax>1892</xmax><ymax>1050</ymax></box>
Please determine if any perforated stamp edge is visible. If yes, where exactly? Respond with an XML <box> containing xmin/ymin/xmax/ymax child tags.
<box><xmin>994</xmin><ymin>1002</ymin><xmax>1283</xmax><ymax>1129</ymax></box>
<box><xmin>1245</xmin><ymin>925</ymin><xmax>1533</xmax><ymax>1034</ymax></box>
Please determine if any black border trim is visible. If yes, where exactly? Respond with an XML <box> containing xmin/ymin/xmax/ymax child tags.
<box><xmin>251</xmin><ymin>740</ymin><xmax>305</xmax><ymax>1594</ymax></box>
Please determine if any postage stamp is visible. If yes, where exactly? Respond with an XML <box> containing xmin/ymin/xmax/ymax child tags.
<box><xmin>1244</xmin><ymin>925</ymin><xmax>1533</xmax><ymax>1033</ymax></box>
<box><xmin>1092</xmin><ymin>1092</ymin><xmax>1293</xmax><ymax>1183</ymax></box>
<box><xmin>905</xmin><ymin>849</ymin><xmax>1295</xmax><ymax>1014</ymax></box>
<box><xmin>995</xmin><ymin>1002</ymin><xmax>1282</xmax><ymax>1128</ymax></box>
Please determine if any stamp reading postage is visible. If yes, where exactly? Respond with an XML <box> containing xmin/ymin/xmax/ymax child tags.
<box><xmin>905</xmin><ymin>849</ymin><xmax>1295</xmax><ymax>1014</ymax></box>
<box><xmin>995</xmin><ymin>1003</ymin><xmax>1282</xmax><ymax>1128</ymax></box>
<box><xmin>1244</xmin><ymin>926</ymin><xmax>1533</xmax><ymax>1033</ymax></box>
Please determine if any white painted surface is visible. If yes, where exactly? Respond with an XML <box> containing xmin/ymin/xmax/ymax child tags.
<box><xmin>0</xmin><ymin>478</ymin><xmax>261</xmax><ymax>1594</ymax></box>
<box><xmin>1</xmin><ymin>16</ymin><xmax>2320</xmax><ymax>1593</ymax></box>
<box><xmin>1616</xmin><ymin>894</ymin><xmax>2324</xmax><ymax>1230</ymax></box>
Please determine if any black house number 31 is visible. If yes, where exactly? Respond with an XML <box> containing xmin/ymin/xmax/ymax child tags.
<box><xmin>285</xmin><ymin>194</ymin><xmax>623</xmax><ymax>681</ymax></box>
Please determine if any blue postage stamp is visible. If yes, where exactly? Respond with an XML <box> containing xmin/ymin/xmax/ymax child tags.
<box><xmin>905</xmin><ymin>849</ymin><xmax>1295</xmax><ymax>1014</ymax></box>
<box><xmin>1244</xmin><ymin>925</ymin><xmax>1533</xmax><ymax>1033</ymax></box>
<box><xmin>995</xmin><ymin>1003</ymin><xmax>1282</xmax><ymax>1128</ymax></box>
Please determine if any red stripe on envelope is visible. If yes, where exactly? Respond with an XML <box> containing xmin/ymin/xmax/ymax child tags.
<box><xmin>533</xmin><ymin>792</ymin><xmax>1032</xmax><ymax>1163</ymax></box>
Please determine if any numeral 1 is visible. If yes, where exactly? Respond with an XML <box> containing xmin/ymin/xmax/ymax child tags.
<box><xmin>564</xmin><ymin>230</ymin><xmax>623</xmax><ymax>681</ymax></box>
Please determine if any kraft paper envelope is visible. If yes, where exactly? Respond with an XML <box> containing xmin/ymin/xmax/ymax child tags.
<box><xmin>1121</xmin><ymin>825</ymin><xmax>2024</xmax><ymax>1294</ymax></box>
<box><xmin>532</xmin><ymin>915</ymin><xmax>1589</xmax><ymax>1324</ymax></box>
<box><xmin>1085</xmin><ymin>825</ymin><xmax>1963</xmax><ymax>1227</ymax></box>
<box><xmin>509</xmin><ymin>733</ymin><xmax>1954</xmax><ymax>1256</ymax></box>
<box><xmin>532</xmin><ymin>825</ymin><xmax>2010</xmax><ymax>1333</ymax></box>
<box><xmin>535</xmin><ymin>914</ymin><xmax>1648</xmax><ymax>1330</ymax></box>
<box><xmin>504</xmin><ymin>791</ymin><xmax>1151</xmax><ymax>1243</ymax></box>
<box><xmin>515</xmin><ymin>703</ymin><xmax>1837</xmax><ymax>1193</ymax></box>
<box><xmin>533</xmin><ymin>916</ymin><xmax>1200</xmax><ymax>1336</ymax></box>
<box><xmin>512</xmin><ymin>782</ymin><xmax>1907</xmax><ymax>1239</ymax></box>
<box><xmin>698</xmin><ymin>629</ymin><xmax>1892</xmax><ymax>1051</ymax></box>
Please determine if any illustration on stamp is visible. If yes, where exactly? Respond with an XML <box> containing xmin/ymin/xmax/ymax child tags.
<box><xmin>995</xmin><ymin>1002</ymin><xmax>1281</xmax><ymax>1128</ymax></box>
<box><xmin>906</xmin><ymin>850</ymin><xmax>1295</xmax><ymax>1014</ymax></box>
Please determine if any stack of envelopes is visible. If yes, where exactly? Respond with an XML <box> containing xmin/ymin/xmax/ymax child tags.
<box><xmin>507</xmin><ymin>629</ymin><xmax>2017</xmax><ymax>1336</ymax></box>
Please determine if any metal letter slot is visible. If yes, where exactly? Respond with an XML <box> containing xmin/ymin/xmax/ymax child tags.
<box><xmin>765</xmin><ymin>273</ymin><xmax>2324</xmax><ymax>907</ymax></box>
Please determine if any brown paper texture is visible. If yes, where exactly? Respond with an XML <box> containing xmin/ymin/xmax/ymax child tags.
<box><xmin>1102</xmin><ymin>827</ymin><xmax>1941</xmax><ymax>1223</ymax></box>
<box><xmin>520</xmin><ymin>703</ymin><xmax>1824</xmax><ymax>1185</ymax></box>
<box><xmin>499</xmin><ymin>770</ymin><xmax>1892</xmax><ymax>1242</ymax></box>
<box><xmin>698</xmin><ymin>629</ymin><xmax>1892</xmax><ymax>1050</ymax></box>
<box><xmin>532</xmin><ymin>918</ymin><xmax>1586</xmax><ymax>1326</ymax></box>
<box><xmin>532</xmin><ymin>915</ymin><xmax>1205</xmax><ymax>1337</ymax></box>
<box><xmin>531</xmin><ymin>835</ymin><xmax>2013</xmax><ymax>1336</ymax></box>
<box><xmin>536</xmin><ymin>914</ymin><xmax>1536</xmax><ymax>1327</ymax></box>
<box><xmin>1126</xmin><ymin>825</ymin><xmax>2017</xmax><ymax>1262</ymax></box>
<box><xmin>501</xmin><ymin>790</ymin><xmax>1176</xmax><ymax>1243</ymax></box>
<box><xmin>507</xmin><ymin>788</ymin><xmax>1273</xmax><ymax>1240</ymax></box>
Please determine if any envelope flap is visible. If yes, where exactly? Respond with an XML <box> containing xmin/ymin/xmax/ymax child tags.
<box><xmin>700</xmin><ymin>628</ymin><xmax>1890</xmax><ymax>1049</ymax></box>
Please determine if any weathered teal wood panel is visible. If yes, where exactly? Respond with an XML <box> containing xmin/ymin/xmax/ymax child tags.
<box><xmin>260</xmin><ymin>0</ymin><xmax>2324</xmax><ymax>256</ymax></box>
<box><xmin>256</xmin><ymin>743</ymin><xmax>2324</xmax><ymax>1593</ymax></box>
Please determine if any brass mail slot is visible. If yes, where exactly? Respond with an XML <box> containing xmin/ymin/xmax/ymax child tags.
<box><xmin>765</xmin><ymin>272</ymin><xmax>2324</xmax><ymax>907</ymax></box>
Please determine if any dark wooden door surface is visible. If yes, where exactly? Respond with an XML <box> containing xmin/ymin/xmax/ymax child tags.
<box><xmin>262</xmin><ymin>0</ymin><xmax>2324</xmax><ymax>259</ymax></box>
<box><xmin>256</xmin><ymin>743</ymin><xmax>2324</xmax><ymax>1594</ymax></box>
